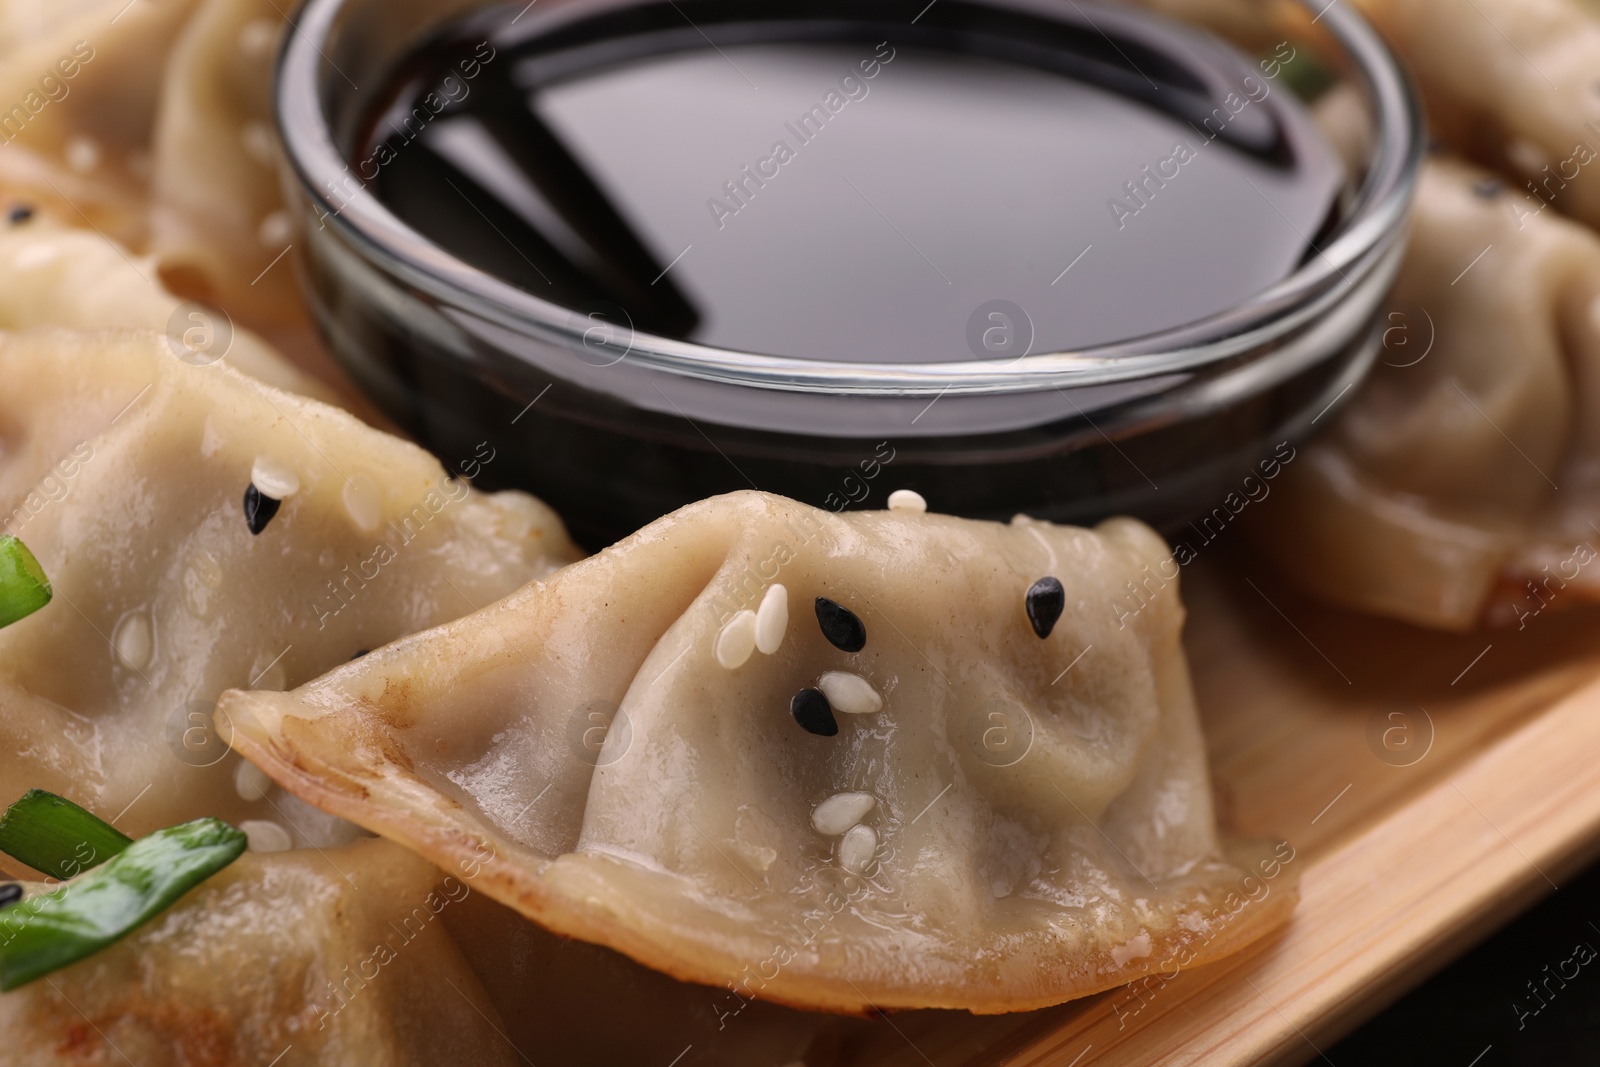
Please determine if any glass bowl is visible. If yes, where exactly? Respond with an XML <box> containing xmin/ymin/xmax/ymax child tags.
<box><xmin>276</xmin><ymin>0</ymin><xmax>1422</xmax><ymax>547</ymax></box>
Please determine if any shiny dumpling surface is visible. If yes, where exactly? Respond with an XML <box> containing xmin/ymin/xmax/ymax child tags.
<box><xmin>0</xmin><ymin>329</ymin><xmax>579</xmax><ymax>840</ymax></box>
<box><xmin>1253</xmin><ymin>160</ymin><xmax>1600</xmax><ymax>629</ymax></box>
<box><xmin>1354</xmin><ymin>0</ymin><xmax>1600</xmax><ymax>231</ymax></box>
<box><xmin>0</xmin><ymin>215</ymin><xmax>338</xmax><ymax>402</ymax></box>
<box><xmin>224</xmin><ymin>491</ymin><xmax>1296</xmax><ymax>1014</ymax></box>
<box><xmin>0</xmin><ymin>0</ymin><xmax>300</xmax><ymax>322</ymax></box>
<box><xmin>148</xmin><ymin>0</ymin><xmax>303</xmax><ymax>322</ymax></box>
<box><xmin>0</xmin><ymin>838</ymin><xmax>519</xmax><ymax>1067</ymax></box>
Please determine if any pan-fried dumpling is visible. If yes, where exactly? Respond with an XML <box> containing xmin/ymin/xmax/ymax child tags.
<box><xmin>0</xmin><ymin>0</ymin><xmax>199</xmax><ymax>250</ymax></box>
<box><xmin>0</xmin><ymin>838</ymin><xmax>519</xmax><ymax>1066</ymax></box>
<box><xmin>0</xmin><ymin>835</ymin><xmax>843</xmax><ymax>1067</ymax></box>
<box><xmin>1252</xmin><ymin>159</ymin><xmax>1600</xmax><ymax>629</ymax></box>
<box><xmin>443</xmin><ymin>890</ymin><xmax>845</xmax><ymax>1067</ymax></box>
<box><xmin>0</xmin><ymin>214</ymin><xmax>338</xmax><ymax>403</ymax></box>
<box><xmin>223</xmin><ymin>491</ymin><xmax>1297</xmax><ymax>1014</ymax></box>
<box><xmin>1355</xmin><ymin>0</ymin><xmax>1600</xmax><ymax>231</ymax></box>
<box><xmin>0</xmin><ymin>329</ymin><xmax>579</xmax><ymax>840</ymax></box>
<box><xmin>0</xmin><ymin>0</ymin><xmax>300</xmax><ymax>325</ymax></box>
<box><xmin>149</xmin><ymin>0</ymin><xmax>301</xmax><ymax>323</ymax></box>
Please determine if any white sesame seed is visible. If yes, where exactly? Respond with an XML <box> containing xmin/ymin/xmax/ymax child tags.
<box><xmin>1507</xmin><ymin>137</ymin><xmax>1546</xmax><ymax>175</ymax></box>
<box><xmin>200</xmin><ymin>416</ymin><xmax>224</xmax><ymax>458</ymax></box>
<box><xmin>755</xmin><ymin>583</ymin><xmax>788</xmax><ymax>654</ymax></box>
<box><xmin>251</xmin><ymin>455</ymin><xmax>300</xmax><ymax>499</ymax></box>
<box><xmin>715</xmin><ymin>610</ymin><xmax>758</xmax><ymax>669</ymax></box>
<box><xmin>341</xmin><ymin>475</ymin><xmax>382</xmax><ymax>533</ymax></box>
<box><xmin>241</xmin><ymin>819</ymin><xmax>292</xmax><ymax>853</ymax></box>
<box><xmin>493</xmin><ymin>492</ymin><xmax>544</xmax><ymax>541</ymax></box>
<box><xmin>838</xmin><ymin>824</ymin><xmax>877</xmax><ymax>874</ymax></box>
<box><xmin>13</xmin><ymin>243</ymin><xmax>58</xmax><ymax>271</ymax></box>
<box><xmin>64</xmin><ymin>136</ymin><xmax>100</xmax><ymax>174</ymax></box>
<box><xmin>817</xmin><ymin>671</ymin><xmax>882</xmax><ymax>715</ymax></box>
<box><xmin>112</xmin><ymin>612</ymin><xmax>152</xmax><ymax>671</ymax></box>
<box><xmin>258</xmin><ymin>210</ymin><xmax>293</xmax><ymax>247</ymax></box>
<box><xmin>887</xmin><ymin>489</ymin><xmax>927</xmax><ymax>513</ymax></box>
<box><xmin>241</xmin><ymin>121</ymin><xmax>275</xmax><ymax>165</ymax></box>
<box><xmin>238</xmin><ymin>18</ymin><xmax>278</xmax><ymax>57</ymax></box>
<box><xmin>234</xmin><ymin>759</ymin><xmax>273</xmax><ymax>802</ymax></box>
<box><xmin>249</xmin><ymin>651</ymin><xmax>287</xmax><ymax>693</ymax></box>
<box><xmin>811</xmin><ymin>792</ymin><xmax>875</xmax><ymax>836</ymax></box>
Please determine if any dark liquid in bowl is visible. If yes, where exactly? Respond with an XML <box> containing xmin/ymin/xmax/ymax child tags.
<box><xmin>305</xmin><ymin>0</ymin><xmax>1375</xmax><ymax>547</ymax></box>
<box><xmin>355</xmin><ymin>0</ymin><xmax>1343</xmax><ymax>361</ymax></box>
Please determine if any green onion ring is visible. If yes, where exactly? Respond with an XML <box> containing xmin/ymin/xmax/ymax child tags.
<box><xmin>0</xmin><ymin>536</ymin><xmax>50</xmax><ymax>629</ymax></box>
<box><xmin>0</xmin><ymin>818</ymin><xmax>247</xmax><ymax>990</ymax></box>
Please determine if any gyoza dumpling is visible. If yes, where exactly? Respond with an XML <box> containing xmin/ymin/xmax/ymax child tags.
<box><xmin>1355</xmin><ymin>0</ymin><xmax>1600</xmax><ymax>231</ymax></box>
<box><xmin>0</xmin><ymin>328</ymin><xmax>579</xmax><ymax>840</ymax></box>
<box><xmin>443</xmin><ymin>891</ymin><xmax>845</xmax><ymax>1067</ymax></box>
<box><xmin>0</xmin><ymin>838</ymin><xmax>520</xmax><ymax>1066</ymax></box>
<box><xmin>223</xmin><ymin>491</ymin><xmax>1297</xmax><ymax>1014</ymax></box>
<box><xmin>0</xmin><ymin>832</ymin><xmax>841</xmax><ymax>1067</ymax></box>
<box><xmin>1252</xmin><ymin>159</ymin><xmax>1600</xmax><ymax>629</ymax></box>
<box><xmin>0</xmin><ymin>0</ymin><xmax>199</xmax><ymax>249</ymax></box>
<box><xmin>149</xmin><ymin>0</ymin><xmax>301</xmax><ymax>323</ymax></box>
<box><xmin>0</xmin><ymin>0</ymin><xmax>299</xmax><ymax>324</ymax></box>
<box><xmin>0</xmin><ymin>213</ymin><xmax>339</xmax><ymax>404</ymax></box>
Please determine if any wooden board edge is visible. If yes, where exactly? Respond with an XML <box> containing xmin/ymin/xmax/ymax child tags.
<box><xmin>1001</xmin><ymin>668</ymin><xmax>1600</xmax><ymax>1066</ymax></box>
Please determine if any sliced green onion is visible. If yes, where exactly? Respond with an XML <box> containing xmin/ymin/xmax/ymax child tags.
<box><xmin>0</xmin><ymin>536</ymin><xmax>50</xmax><ymax>629</ymax></box>
<box><xmin>0</xmin><ymin>790</ymin><xmax>132</xmax><ymax>881</ymax></box>
<box><xmin>0</xmin><ymin>817</ymin><xmax>246</xmax><ymax>990</ymax></box>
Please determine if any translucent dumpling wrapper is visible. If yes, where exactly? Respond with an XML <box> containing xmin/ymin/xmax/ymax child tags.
<box><xmin>223</xmin><ymin>491</ymin><xmax>1298</xmax><ymax>1014</ymax></box>
<box><xmin>1142</xmin><ymin>0</ymin><xmax>1600</xmax><ymax>235</ymax></box>
<box><xmin>0</xmin><ymin>0</ymin><xmax>302</xmax><ymax>324</ymax></box>
<box><xmin>0</xmin><ymin>0</ymin><xmax>197</xmax><ymax>249</ymax></box>
<box><xmin>1251</xmin><ymin>160</ymin><xmax>1600</xmax><ymax>629</ymax></box>
<box><xmin>1354</xmin><ymin>0</ymin><xmax>1600</xmax><ymax>232</ymax></box>
<box><xmin>0</xmin><ymin>328</ymin><xmax>579</xmax><ymax>841</ymax></box>
<box><xmin>0</xmin><ymin>838</ymin><xmax>520</xmax><ymax>1066</ymax></box>
<box><xmin>148</xmin><ymin>0</ymin><xmax>304</xmax><ymax>323</ymax></box>
<box><xmin>0</xmin><ymin>214</ymin><xmax>340</xmax><ymax>404</ymax></box>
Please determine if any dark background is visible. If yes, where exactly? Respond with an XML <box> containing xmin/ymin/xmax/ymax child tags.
<box><xmin>1329</xmin><ymin>854</ymin><xmax>1600</xmax><ymax>1065</ymax></box>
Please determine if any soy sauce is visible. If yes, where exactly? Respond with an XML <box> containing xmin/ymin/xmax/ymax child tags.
<box><xmin>355</xmin><ymin>0</ymin><xmax>1344</xmax><ymax>362</ymax></box>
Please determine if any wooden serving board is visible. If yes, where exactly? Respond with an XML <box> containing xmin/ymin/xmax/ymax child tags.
<box><xmin>825</xmin><ymin>544</ymin><xmax>1600</xmax><ymax>1066</ymax></box>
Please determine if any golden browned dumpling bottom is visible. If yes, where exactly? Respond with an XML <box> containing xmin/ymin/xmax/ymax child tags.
<box><xmin>223</xmin><ymin>492</ymin><xmax>1296</xmax><ymax>1014</ymax></box>
<box><xmin>0</xmin><ymin>839</ymin><xmax>519</xmax><ymax>1067</ymax></box>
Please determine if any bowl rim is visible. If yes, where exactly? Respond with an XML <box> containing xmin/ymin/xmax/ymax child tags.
<box><xmin>276</xmin><ymin>0</ymin><xmax>1424</xmax><ymax>398</ymax></box>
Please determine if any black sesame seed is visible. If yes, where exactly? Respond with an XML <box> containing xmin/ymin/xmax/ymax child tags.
<box><xmin>0</xmin><ymin>883</ymin><xmax>20</xmax><ymax>908</ymax></box>
<box><xmin>791</xmin><ymin>687</ymin><xmax>838</xmax><ymax>736</ymax></box>
<box><xmin>1025</xmin><ymin>576</ymin><xmax>1066</xmax><ymax>639</ymax></box>
<box><xmin>1473</xmin><ymin>178</ymin><xmax>1503</xmax><ymax>199</ymax></box>
<box><xmin>7</xmin><ymin>204</ymin><xmax>33</xmax><ymax>225</ymax></box>
<box><xmin>243</xmin><ymin>484</ymin><xmax>281</xmax><ymax>535</ymax></box>
<box><xmin>814</xmin><ymin>597</ymin><xmax>866</xmax><ymax>652</ymax></box>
